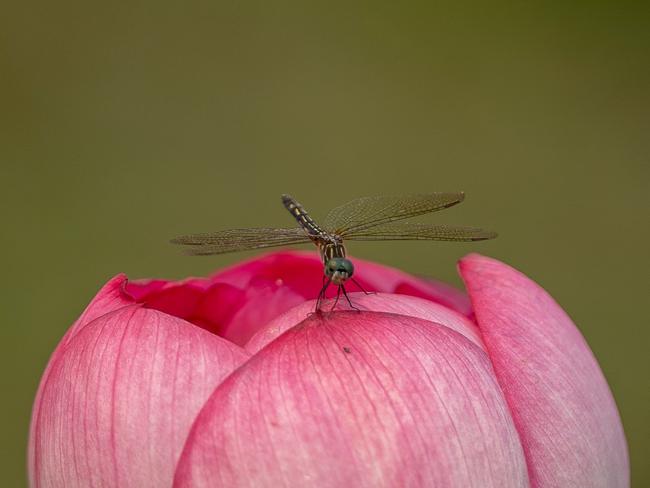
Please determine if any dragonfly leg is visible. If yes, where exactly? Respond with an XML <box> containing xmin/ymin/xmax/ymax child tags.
<box><xmin>341</xmin><ymin>285</ymin><xmax>360</xmax><ymax>312</ymax></box>
<box><xmin>331</xmin><ymin>286</ymin><xmax>342</xmax><ymax>311</ymax></box>
<box><xmin>351</xmin><ymin>277</ymin><xmax>375</xmax><ymax>295</ymax></box>
<box><xmin>316</xmin><ymin>277</ymin><xmax>331</xmax><ymax>311</ymax></box>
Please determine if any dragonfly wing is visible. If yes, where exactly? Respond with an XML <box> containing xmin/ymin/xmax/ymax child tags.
<box><xmin>342</xmin><ymin>222</ymin><xmax>497</xmax><ymax>241</ymax></box>
<box><xmin>323</xmin><ymin>193</ymin><xmax>465</xmax><ymax>236</ymax></box>
<box><xmin>170</xmin><ymin>227</ymin><xmax>312</xmax><ymax>255</ymax></box>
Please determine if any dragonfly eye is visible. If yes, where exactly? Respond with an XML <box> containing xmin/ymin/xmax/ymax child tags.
<box><xmin>325</xmin><ymin>258</ymin><xmax>354</xmax><ymax>278</ymax></box>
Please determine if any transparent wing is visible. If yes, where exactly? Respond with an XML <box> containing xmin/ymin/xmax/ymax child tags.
<box><xmin>170</xmin><ymin>227</ymin><xmax>312</xmax><ymax>255</ymax></box>
<box><xmin>342</xmin><ymin>222</ymin><xmax>497</xmax><ymax>241</ymax></box>
<box><xmin>323</xmin><ymin>193</ymin><xmax>465</xmax><ymax>236</ymax></box>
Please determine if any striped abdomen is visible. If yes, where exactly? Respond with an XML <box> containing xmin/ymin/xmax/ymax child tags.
<box><xmin>282</xmin><ymin>194</ymin><xmax>326</xmax><ymax>237</ymax></box>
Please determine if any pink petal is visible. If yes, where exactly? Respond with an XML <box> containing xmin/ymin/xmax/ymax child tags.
<box><xmin>126</xmin><ymin>252</ymin><xmax>473</xmax><ymax>345</ymax></box>
<box><xmin>174</xmin><ymin>312</ymin><xmax>528</xmax><ymax>487</ymax></box>
<box><xmin>213</xmin><ymin>250</ymin><xmax>473</xmax><ymax>314</ymax></box>
<box><xmin>459</xmin><ymin>254</ymin><xmax>629</xmax><ymax>487</ymax></box>
<box><xmin>139</xmin><ymin>283</ymin><xmax>205</xmax><ymax>321</ymax></box>
<box><xmin>354</xmin><ymin>258</ymin><xmax>473</xmax><ymax>316</ymax></box>
<box><xmin>219</xmin><ymin>281</ymin><xmax>305</xmax><ymax>346</ymax></box>
<box><xmin>28</xmin><ymin>274</ymin><xmax>137</xmax><ymax>487</ymax></box>
<box><xmin>192</xmin><ymin>283</ymin><xmax>247</xmax><ymax>335</ymax></box>
<box><xmin>210</xmin><ymin>251</ymin><xmax>326</xmax><ymax>298</ymax></box>
<box><xmin>29</xmin><ymin>306</ymin><xmax>250</xmax><ymax>488</ymax></box>
<box><xmin>124</xmin><ymin>279</ymin><xmax>169</xmax><ymax>301</ymax></box>
<box><xmin>66</xmin><ymin>274</ymin><xmax>134</xmax><ymax>344</ymax></box>
<box><xmin>245</xmin><ymin>292</ymin><xmax>484</xmax><ymax>354</ymax></box>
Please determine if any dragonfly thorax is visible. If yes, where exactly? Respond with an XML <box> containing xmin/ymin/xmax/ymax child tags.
<box><xmin>325</xmin><ymin>257</ymin><xmax>354</xmax><ymax>285</ymax></box>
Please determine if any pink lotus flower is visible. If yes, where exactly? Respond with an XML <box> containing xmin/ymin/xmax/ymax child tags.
<box><xmin>28</xmin><ymin>251</ymin><xmax>628</xmax><ymax>487</ymax></box>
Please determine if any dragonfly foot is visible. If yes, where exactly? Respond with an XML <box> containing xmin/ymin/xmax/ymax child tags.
<box><xmin>330</xmin><ymin>286</ymin><xmax>343</xmax><ymax>311</ymax></box>
<box><xmin>351</xmin><ymin>278</ymin><xmax>375</xmax><ymax>296</ymax></box>
<box><xmin>341</xmin><ymin>285</ymin><xmax>361</xmax><ymax>312</ymax></box>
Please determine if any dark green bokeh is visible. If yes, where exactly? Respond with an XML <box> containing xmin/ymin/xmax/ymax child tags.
<box><xmin>1</xmin><ymin>2</ymin><xmax>648</xmax><ymax>486</ymax></box>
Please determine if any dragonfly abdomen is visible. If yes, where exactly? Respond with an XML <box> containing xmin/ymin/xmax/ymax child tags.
<box><xmin>282</xmin><ymin>194</ymin><xmax>326</xmax><ymax>237</ymax></box>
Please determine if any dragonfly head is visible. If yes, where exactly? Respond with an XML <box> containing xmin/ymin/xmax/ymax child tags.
<box><xmin>325</xmin><ymin>257</ymin><xmax>354</xmax><ymax>285</ymax></box>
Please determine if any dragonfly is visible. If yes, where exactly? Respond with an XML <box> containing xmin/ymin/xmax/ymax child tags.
<box><xmin>171</xmin><ymin>193</ymin><xmax>497</xmax><ymax>310</ymax></box>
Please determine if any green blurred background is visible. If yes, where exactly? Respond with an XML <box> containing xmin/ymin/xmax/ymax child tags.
<box><xmin>1</xmin><ymin>1</ymin><xmax>648</xmax><ymax>486</ymax></box>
